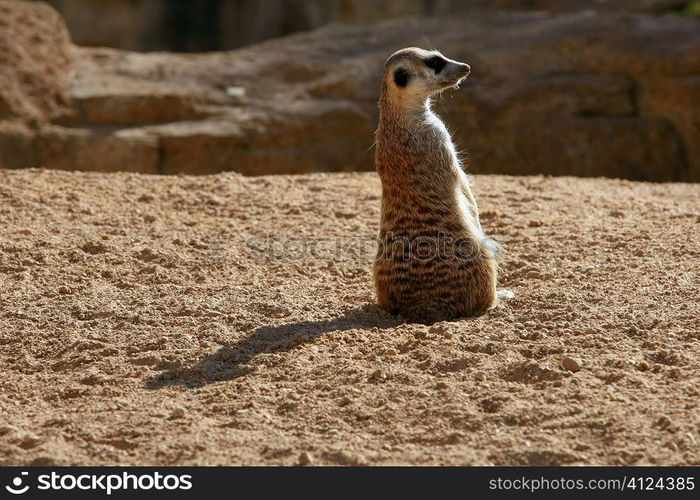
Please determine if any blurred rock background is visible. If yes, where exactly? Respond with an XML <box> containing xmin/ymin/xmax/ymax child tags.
<box><xmin>39</xmin><ymin>0</ymin><xmax>699</xmax><ymax>51</ymax></box>
<box><xmin>2</xmin><ymin>0</ymin><xmax>699</xmax><ymax>180</ymax></box>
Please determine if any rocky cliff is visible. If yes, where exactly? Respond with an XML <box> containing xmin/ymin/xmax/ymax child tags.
<box><xmin>42</xmin><ymin>0</ymin><xmax>694</xmax><ymax>51</ymax></box>
<box><xmin>1</xmin><ymin>1</ymin><xmax>699</xmax><ymax>180</ymax></box>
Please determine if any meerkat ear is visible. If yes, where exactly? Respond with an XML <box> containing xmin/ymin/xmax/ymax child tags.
<box><xmin>394</xmin><ymin>68</ymin><xmax>410</xmax><ymax>87</ymax></box>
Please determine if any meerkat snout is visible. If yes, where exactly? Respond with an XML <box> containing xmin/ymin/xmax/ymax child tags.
<box><xmin>437</xmin><ymin>60</ymin><xmax>470</xmax><ymax>86</ymax></box>
<box><xmin>456</xmin><ymin>62</ymin><xmax>471</xmax><ymax>77</ymax></box>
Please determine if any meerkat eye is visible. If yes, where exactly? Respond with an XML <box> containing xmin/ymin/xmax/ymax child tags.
<box><xmin>393</xmin><ymin>68</ymin><xmax>410</xmax><ymax>87</ymax></box>
<box><xmin>425</xmin><ymin>56</ymin><xmax>447</xmax><ymax>74</ymax></box>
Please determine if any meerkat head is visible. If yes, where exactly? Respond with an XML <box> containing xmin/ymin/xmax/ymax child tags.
<box><xmin>382</xmin><ymin>47</ymin><xmax>471</xmax><ymax>109</ymax></box>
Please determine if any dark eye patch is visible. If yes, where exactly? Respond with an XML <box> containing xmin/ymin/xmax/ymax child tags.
<box><xmin>425</xmin><ymin>56</ymin><xmax>447</xmax><ymax>74</ymax></box>
<box><xmin>394</xmin><ymin>68</ymin><xmax>410</xmax><ymax>87</ymax></box>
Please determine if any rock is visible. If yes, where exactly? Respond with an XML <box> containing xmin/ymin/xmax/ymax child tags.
<box><xmin>138</xmin><ymin>193</ymin><xmax>155</xmax><ymax>202</ymax></box>
<box><xmin>473</xmin><ymin>370</ymin><xmax>487</xmax><ymax>381</ymax></box>
<box><xmin>154</xmin><ymin>103</ymin><xmax>373</xmax><ymax>175</ymax></box>
<box><xmin>35</xmin><ymin>126</ymin><xmax>161</xmax><ymax>174</ymax></box>
<box><xmin>31</xmin><ymin>456</ymin><xmax>57</xmax><ymax>466</ymax></box>
<box><xmin>561</xmin><ymin>357</ymin><xmax>581</xmax><ymax>372</ymax></box>
<box><xmin>497</xmin><ymin>290</ymin><xmax>515</xmax><ymax>300</ymax></box>
<box><xmin>428</xmin><ymin>323</ymin><xmax>450</xmax><ymax>336</ymax></box>
<box><xmin>0</xmin><ymin>1</ymin><xmax>73</xmax><ymax>123</ymax></box>
<box><xmin>0</xmin><ymin>122</ymin><xmax>35</xmax><ymax>169</ymax></box>
<box><xmin>68</xmin><ymin>87</ymin><xmax>208</xmax><ymax>126</ymax></box>
<box><xmin>18</xmin><ymin>433</ymin><xmax>41</xmax><ymax>449</ymax></box>
<box><xmin>641</xmin><ymin>76</ymin><xmax>700</xmax><ymax>181</ymax></box>
<box><xmin>42</xmin><ymin>0</ymin><xmax>688</xmax><ymax>52</ymax></box>
<box><xmin>169</xmin><ymin>407</ymin><xmax>186</xmax><ymax>419</ymax></box>
<box><xmin>0</xmin><ymin>424</ymin><xmax>17</xmax><ymax>435</ymax></box>
<box><xmin>1</xmin><ymin>2</ymin><xmax>699</xmax><ymax>180</ymax></box>
<box><xmin>324</xmin><ymin>449</ymin><xmax>366</xmax><ymax>466</ymax></box>
<box><xmin>655</xmin><ymin>415</ymin><xmax>672</xmax><ymax>430</ymax></box>
<box><xmin>298</xmin><ymin>451</ymin><xmax>314</xmax><ymax>466</ymax></box>
<box><xmin>43</xmin><ymin>0</ymin><xmax>170</xmax><ymax>51</ymax></box>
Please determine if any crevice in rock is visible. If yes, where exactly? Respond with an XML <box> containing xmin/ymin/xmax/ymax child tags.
<box><xmin>628</xmin><ymin>78</ymin><xmax>640</xmax><ymax>117</ymax></box>
<box><xmin>156</xmin><ymin>137</ymin><xmax>165</xmax><ymax>175</ymax></box>
<box><xmin>670</xmin><ymin>123</ymin><xmax>692</xmax><ymax>182</ymax></box>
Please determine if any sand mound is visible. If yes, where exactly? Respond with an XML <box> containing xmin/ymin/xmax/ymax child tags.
<box><xmin>0</xmin><ymin>0</ymin><xmax>72</xmax><ymax>123</ymax></box>
<box><xmin>0</xmin><ymin>169</ymin><xmax>697</xmax><ymax>465</ymax></box>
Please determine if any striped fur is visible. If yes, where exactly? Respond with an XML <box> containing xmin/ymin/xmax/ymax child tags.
<box><xmin>373</xmin><ymin>48</ymin><xmax>497</xmax><ymax>323</ymax></box>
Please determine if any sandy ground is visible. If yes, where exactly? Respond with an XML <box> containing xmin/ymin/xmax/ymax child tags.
<box><xmin>0</xmin><ymin>168</ymin><xmax>698</xmax><ymax>466</ymax></box>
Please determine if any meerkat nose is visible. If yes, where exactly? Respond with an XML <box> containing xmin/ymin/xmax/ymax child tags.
<box><xmin>462</xmin><ymin>63</ymin><xmax>471</xmax><ymax>76</ymax></box>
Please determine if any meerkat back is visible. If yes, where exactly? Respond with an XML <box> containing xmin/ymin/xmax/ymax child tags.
<box><xmin>372</xmin><ymin>47</ymin><xmax>497</xmax><ymax>324</ymax></box>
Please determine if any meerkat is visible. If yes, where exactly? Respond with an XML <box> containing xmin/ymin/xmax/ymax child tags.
<box><xmin>372</xmin><ymin>47</ymin><xmax>498</xmax><ymax>323</ymax></box>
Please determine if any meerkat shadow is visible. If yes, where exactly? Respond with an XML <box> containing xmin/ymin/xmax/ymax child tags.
<box><xmin>145</xmin><ymin>304</ymin><xmax>400</xmax><ymax>389</ymax></box>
